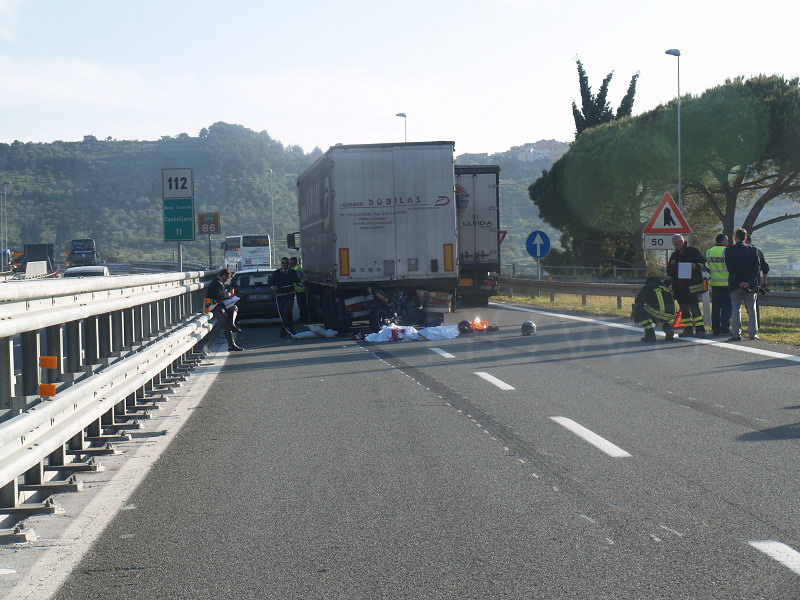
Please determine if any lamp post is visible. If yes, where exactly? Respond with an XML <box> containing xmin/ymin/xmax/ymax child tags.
<box><xmin>665</xmin><ymin>48</ymin><xmax>682</xmax><ymax>209</ymax></box>
<box><xmin>1</xmin><ymin>181</ymin><xmax>9</xmax><ymax>271</ymax></box>
<box><xmin>396</xmin><ymin>113</ymin><xmax>407</xmax><ymax>142</ymax></box>
<box><xmin>268</xmin><ymin>169</ymin><xmax>275</xmax><ymax>266</ymax></box>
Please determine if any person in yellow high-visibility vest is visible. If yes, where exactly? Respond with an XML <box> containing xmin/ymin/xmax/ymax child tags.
<box><xmin>289</xmin><ymin>256</ymin><xmax>308</xmax><ymax>323</ymax></box>
<box><xmin>705</xmin><ymin>233</ymin><xmax>731</xmax><ymax>336</ymax></box>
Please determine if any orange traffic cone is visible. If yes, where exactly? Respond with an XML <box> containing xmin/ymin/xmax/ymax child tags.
<box><xmin>672</xmin><ymin>311</ymin><xmax>684</xmax><ymax>329</ymax></box>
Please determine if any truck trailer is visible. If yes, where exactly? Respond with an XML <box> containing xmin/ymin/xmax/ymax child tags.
<box><xmin>455</xmin><ymin>165</ymin><xmax>501</xmax><ymax>306</ymax></box>
<box><xmin>296</xmin><ymin>142</ymin><xmax>459</xmax><ymax>331</ymax></box>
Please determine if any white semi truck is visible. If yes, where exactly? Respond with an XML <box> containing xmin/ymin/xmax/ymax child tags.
<box><xmin>294</xmin><ymin>141</ymin><xmax>459</xmax><ymax>331</ymax></box>
<box><xmin>455</xmin><ymin>165</ymin><xmax>501</xmax><ymax>306</ymax></box>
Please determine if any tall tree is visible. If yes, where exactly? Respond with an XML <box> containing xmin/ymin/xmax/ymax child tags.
<box><xmin>571</xmin><ymin>59</ymin><xmax>639</xmax><ymax>137</ymax></box>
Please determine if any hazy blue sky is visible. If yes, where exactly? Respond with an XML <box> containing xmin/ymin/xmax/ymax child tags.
<box><xmin>2</xmin><ymin>0</ymin><xmax>798</xmax><ymax>154</ymax></box>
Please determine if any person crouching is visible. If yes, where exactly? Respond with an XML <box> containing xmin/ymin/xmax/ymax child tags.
<box><xmin>634</xmin><ymin>276</ymin><xmax>677</xmax><ymax>343</ymax></box>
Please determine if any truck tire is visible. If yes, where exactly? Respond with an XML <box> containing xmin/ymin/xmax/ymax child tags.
<box><xmin>369</xmin><ymin>306</ymin><xmax>394</xmax><ymax>333</ymax></box>
<box><xmin>322</xmin><ymin>289</ymin><xmax>351</xmax><ymax>332</ymax></box>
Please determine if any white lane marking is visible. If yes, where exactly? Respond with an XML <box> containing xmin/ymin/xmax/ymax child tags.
<box><xmin>660</xmin><ymin>525</ymin><xmax>684</xmax><ymax>537</ymax></box>
<box><xmin>550</xmin><ymin>417</ymin><xmax>632</xmax><ymax>458</ymax></box>
<box><xmin>494</xmin><ymin>303</ymin><xmax>800</xmax><ymax>364</ymax></box>
<box><xmin>475</xmin><ymin>371</ymin><xmax>515</xmax><ymax>391</ymax></box>
<box><xmin>1</xmin><ymin>568</ymin><xmax>17</xmax><ymax>576</ymax></box>
<box><xmin>749</xmin><ymin>541</ymin><xmax>800</xmax><ymax>575</ymax></box>
<box><xmin>429</xmin><ymin>347</ymin><xmax>455</xmax><ymax>359</ymax></box>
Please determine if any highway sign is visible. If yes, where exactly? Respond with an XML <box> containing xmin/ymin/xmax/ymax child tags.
<box><xmin>642</xmin><ymin>192</ymin><xmax>691</xmax><ymax>234</ymax></box>
<box><xmin>163</xmin><ymin>198</ymin><xmax>195</xmax><ymax>241</ymax></box>
<box><xmin>643</xmin><ymin>234</ymin><xmax>687</xmax><ymax>250</ymax></box>
<box><xmin>525</xmin><ymin>230</ymin><xmax>551</xmax><ymax>259</ymax></box>
<box><xmin>162</xmin><ymin>168</ymin><xmax>194</xmax><ymax>199</ymax></box>
<box><xmin>197</xmin><ymin>212</ymin><xmax>221</xmax><ymax>235</ymax></box>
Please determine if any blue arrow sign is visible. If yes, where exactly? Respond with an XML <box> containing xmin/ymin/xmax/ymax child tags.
<box><xmin>525</xmin><ymin>230</ymin><xmax>551</xmax><ymax>259</ymax></box>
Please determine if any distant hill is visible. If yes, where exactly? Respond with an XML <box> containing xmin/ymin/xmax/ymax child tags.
<box><xmin>0</xmin><ymin>123</ymin><xmax>322</xmax><ymax>264</ymax></box>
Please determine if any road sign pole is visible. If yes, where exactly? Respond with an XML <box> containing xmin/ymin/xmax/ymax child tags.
<box><xmin>177</xmin><ymin>242</ymin><xmax>183</xmax><ymax>272</ymax></box>
<box><xmin>208</xmin><ymin>234</ymin><xmax>212</xmax><ymax>270</ymax></box>
<box><xmin>537</xmin><ymin>259</ymin><xmax>541</xmax><ymax>281</ymax></box>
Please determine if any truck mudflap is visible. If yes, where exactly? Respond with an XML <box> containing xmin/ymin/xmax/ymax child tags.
<box><xmin>416</xmin><ymin>289</ymin><xmax>453</xmax><ymax>313</ymax></box>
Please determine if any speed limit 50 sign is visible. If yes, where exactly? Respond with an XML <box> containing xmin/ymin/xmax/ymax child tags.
<box><xmin>197</xmin><ymin>212</ymin><xmax>221</xmax><ymax>235</ymax></box>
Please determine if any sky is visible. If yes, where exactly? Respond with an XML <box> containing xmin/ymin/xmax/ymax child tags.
<box><xmin>1</xmin><ymin>0</ymin><xmax>799</xmax><ymax>156</ymax></box>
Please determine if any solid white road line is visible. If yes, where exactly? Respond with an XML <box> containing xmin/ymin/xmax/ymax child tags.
<box><xmin>494</xmin><ymin>303</ymin><xmax>800</xmax><ymax>364</ymax></box>
<box><xmin>749</xmin><ymin>541</ymin><xmax>800</xmax><ymax>576</ymax></box>
<box><xmin>430</xmin><ymin>347</ymin><xmax>455</xmax><ymax>359</ymax></box>
<box><xmin>474</xmin><ymin>372</ymin><xmax>515</xmax><ymax>391</ymax></box>
<box><xmin>550</xmin><ymin>416</ymin><xmax>632</xmax><ymax>458</ymax></box>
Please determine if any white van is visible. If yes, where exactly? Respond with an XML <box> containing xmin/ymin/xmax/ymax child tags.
<box><xmin>62</xmin><ymin>266</ymin><xmax>110</xmax><ymax>277</ymax></box>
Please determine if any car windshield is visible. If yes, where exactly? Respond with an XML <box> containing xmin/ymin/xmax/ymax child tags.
<box><xmin>232</xmin><ymin>272</ymin><xmax>273</xmax><ymax>287</ymax></box>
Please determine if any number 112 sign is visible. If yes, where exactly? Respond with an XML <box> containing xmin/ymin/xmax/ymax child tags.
<box><xmin>162</xmin><ymin>168</ymin><xmax>194</xmax><ymax>198</ymax></box>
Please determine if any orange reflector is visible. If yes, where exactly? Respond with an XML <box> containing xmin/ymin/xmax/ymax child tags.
<box><xmin>39</xmin><ymin>356</ymin><xmax>58</xmax><ymax>369</ymax></box>
<box><xmin>443</xmin><ymin>244</ymin><xmax>454</xmax><ymax>272</ymax></box>
<box><xmin>204</xmin><ymin>297</ymin><xmax>211</xmax><ymax>303</ymax></box>
<box><xmin>39</xmin><ymin>384</ymin><xmax>57</xmax><ymax>398</ymax></box>
<box><xmin>339</xmin><ymin>248</ymin><xmax>350</xmax><ymax>277</ymax></box>
<box><xmin>203</xmin><ymin>307</ymin><xmax>211</xmax><ymax>313</ymax></box>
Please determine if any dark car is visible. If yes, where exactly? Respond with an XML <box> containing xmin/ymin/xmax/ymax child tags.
<box><xmin>229</xmin><ymin>269</ymin><xmax>280</xmax><ymax>320</ymax></box>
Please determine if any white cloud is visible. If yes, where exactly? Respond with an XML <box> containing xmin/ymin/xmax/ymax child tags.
<box><xmin>0</xmin><ymin>0</ymin><xmax>26</xmax><ymax>41</ymax></box>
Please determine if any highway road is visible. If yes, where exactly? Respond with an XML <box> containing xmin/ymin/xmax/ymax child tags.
<box><xmin>32</xmin><ymin>303</ymin><xmax>800</xmax><ymax>598</ymax></box>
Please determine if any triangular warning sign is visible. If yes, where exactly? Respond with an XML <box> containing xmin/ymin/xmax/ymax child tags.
<box><xmin>642</xmin><ymin>193</ymin><xmax>692</xmax><ymax>234</ymax></box>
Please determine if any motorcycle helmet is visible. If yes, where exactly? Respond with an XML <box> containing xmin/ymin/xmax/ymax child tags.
<box><xmin>457</xmin><ymin>320</ymin><xmax>475</xmax><ymax>334</ymax></box>
<box><xmin>521</xmin><ymin>321</ymin><xmax>536</xmax><ymax>336</ymax></box>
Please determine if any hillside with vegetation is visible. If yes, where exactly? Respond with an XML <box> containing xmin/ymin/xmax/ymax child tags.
<box><xmin>0</xmin><ymin>122</ymin><xmax>320</xmax><ymax>264</ymax></box>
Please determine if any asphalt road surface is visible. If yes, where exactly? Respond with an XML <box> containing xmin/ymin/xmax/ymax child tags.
<box><xmin>48</xmin><ymin>302</ymin><xmax>800</xmax><ymax>599</ymax></box>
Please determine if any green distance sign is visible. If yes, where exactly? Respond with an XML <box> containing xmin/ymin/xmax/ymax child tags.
<box><xmin>163</xmin><ymin>197</ymin><xmax>195</xmax><ymax>241</ymax></box>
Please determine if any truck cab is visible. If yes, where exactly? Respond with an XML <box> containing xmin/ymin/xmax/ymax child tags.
<box><xmin>67</xmin><ymin>238</ymin><xmax>99</xmax><ymax>267</ymax></box>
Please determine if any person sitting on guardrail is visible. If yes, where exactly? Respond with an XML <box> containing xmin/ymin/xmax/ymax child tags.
<box><xmin>633</xmin><ymin>275</ymin><xmax>677</xmax><ymax>343</ymax></box>
<box><xmin>208</xmin><ymin>268</ymin><xmax>243</xmax><ymax>351</ymax></box>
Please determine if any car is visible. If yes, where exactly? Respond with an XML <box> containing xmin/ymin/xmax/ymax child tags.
<box><xmin>228</xmin><ymin>268</ymin><xmax>302</xmax><ymax>322</ymax></box>
<box><xmin>62</xmin><ymin>266</ymin><xmax>110</xmax><ymax>277</ymax></box>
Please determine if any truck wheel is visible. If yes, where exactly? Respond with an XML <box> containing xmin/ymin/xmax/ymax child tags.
<box><xmin>369</xmin><ymin>307</ymin><xmax>394</xmax><ymax>333</ymax></box>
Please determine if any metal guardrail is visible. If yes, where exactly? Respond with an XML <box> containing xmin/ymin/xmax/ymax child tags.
<box><xmin>498</xmin><ymin>277</ymin><xmax>800</xmax><ymax>309</ymax></box>
<box><xmin>0</xmin><ymin>270</ymin><xmax>217</xmax><ymax>525</ymax></box>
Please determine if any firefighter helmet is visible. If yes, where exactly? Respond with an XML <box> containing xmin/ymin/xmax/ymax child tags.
<box><xmin>521</xmin><ymin>321</ymin><xmax>536</xmax><ymax>336</ymax></box>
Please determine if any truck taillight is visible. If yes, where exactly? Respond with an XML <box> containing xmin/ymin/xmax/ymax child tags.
<box><xmin>443</xmin><ymin>244</ymin><xmax>454</xmax><ymax>272</ymax></box>
<box><xmin>339</xmin><ymin>248</ymin><xmax>350</xmax><ymax>277</ymax></box>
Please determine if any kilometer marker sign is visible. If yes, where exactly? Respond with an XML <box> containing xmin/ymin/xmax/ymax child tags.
<box><xmin>162</xmin><ymin>168</ymin><xmax>195</xmax><ymax>241</ymax></box>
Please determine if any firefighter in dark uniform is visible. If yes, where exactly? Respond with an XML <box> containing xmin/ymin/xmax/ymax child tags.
<box><xmin>667</xmin><ymin>234</ymin><xmax>707</xmax><ymax>337</ymax></box>
<box><xmin>269</xmin><ymin>257</ymin><xmax>301</xmax><ymax>338</ymax></box>
<box><xmin>208</xmin><ymin>268</ymin><xmax>243</xmax><ymax>351</ymax></box>
<box><xmin>634</xmin><ymin>276</ymin><xmax>677</xmax><ymax>342</ymax></box>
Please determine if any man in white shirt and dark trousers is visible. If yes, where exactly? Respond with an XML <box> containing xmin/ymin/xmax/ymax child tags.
<box><xmin>270</xmin><ymin>257</ymin><xmax>301</xmax><ymax>338</ymax></box>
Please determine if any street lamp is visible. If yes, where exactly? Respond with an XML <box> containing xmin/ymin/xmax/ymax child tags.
<box><xmin>396</xmin><ymin>113</ymin><xmax>407</xmax><ymax>142</ymax></box>
<box><xmin>665</xmin><ymin>48</ymin><xmax>682</xmax><ymax>209</ymax></box>
<box><xmin>268</xmin><ymin>169</ymin><xmax>275</xmax><ymax>266</ymax></box>
<box><xmin>1</xmin><ymin>181</ymin><xmax>10</xmax><ymax>271</ymax></box>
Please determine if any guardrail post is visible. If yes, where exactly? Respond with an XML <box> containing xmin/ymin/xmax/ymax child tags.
<box><xmin>582</xmin><ymin>294</ymin><xmax>587</xmax><ymax>307</ymax></box>
<box><xmin>123</xmin><ymin>308</ymin><xmax>134</xmax><ymax>351</ymax></box>
<box><xmin>150</xmin><ymin>302</ymin><xmax>159</xmax><ymax>338</ymax></box>
<box><xmin>111</xmin><ymin>311</ymin><xmax>123</xmax><ymax>357</ymax></box>
<box><xmin>45</xmin><ymin>325</ymin><xmax>64</xmax><ymax>384</ymax></box>
<box><xmin>0</xmin><ymin>478</ymin><xmax>18</xmax><ymax>508</ymax></box>
<box><xmin>617</xmin><ymin>297</ymin><xmax>623</xmax><ymax>310</ymax></box>
<box><xmin>98</xmin><ymin>314</ymin><xmax>113</xmax><ymax>362</ymax></box>
<box><xmin>550</xmin><ymin>292</ymin><xmax>555</xmax><ymax>303</ymax></box>
<box><xmin>84</xmin><ymin>317</ymin><xmax>99</xmax><ymax>367</ymax></box>
<box><xmin>0</xmin><ymin>337</ymin><xmax>14</xmax><ymax>411</ymax></box>
<box><xmin>64</xmin><ymin>321</ymin><xmax>82</xmax><ymax>381</ymax></box>
<box><xmin>20</xmin><ymin>330</ymin><xmax>40</xmax><ymax>400</ymax></box>
<box><xmin>25</xmin><ymin>462</ymin><xmax>44</xmax><ymax>486</ymax></box>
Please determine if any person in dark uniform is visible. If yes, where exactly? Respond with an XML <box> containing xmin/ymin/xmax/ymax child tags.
<box><xmin>270</xmin><ymin>257</ymin><xmax>301</xmax><ymax>338</ymax></box>
<box><xmin>208</xmin><ymin>268</ymin><xmax>243</xmax><ymax>351</ymax></box>
<box><xmin>633</xmin><ymin>275</ymin><xmax>677</xmax><ymax>342</ymax></box>
<box><xmin>667</xmin><ymin>234</ymin><xmax>707</xmax><ymax>337</ymax></box>
<box><xmin>289</xmin><ymin>256</ymin><xmax>308</xmax><ymax>323</ymax></box>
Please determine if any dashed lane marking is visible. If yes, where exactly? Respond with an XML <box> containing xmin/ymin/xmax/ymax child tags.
<box><xmin>474</xmin><ymin>372</ymin><xmax>515</xmax><ymax>391</ymax></box>
<box><xmin>550</xmin><ymin>417</ymin><xmax>632</xmax><ymax>458</ymax></box>
<box><xmin>749</xmin><ymin>541</ymin><xmax>800</xmax><ymax>576</ymax></box>
<box><xmin>429</xmin><ymin>347</ymin><xmax>455</xmax><ymax>359</ymax></box>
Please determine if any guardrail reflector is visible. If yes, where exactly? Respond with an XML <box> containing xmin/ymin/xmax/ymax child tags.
<box><xmin>39</xmin><ymin>384</ymin><xmax>57</xmax><ymax>397</ymax></box>
<box><xmin>443</xmin><ymin>244</ymin><xmax>454</xmax><ymax>272</ymax></box>
<box><xmin>39</xmin><ymin>356</ymin><xmax>58</xmax><ymax>369</ymax></box>
<box><xmin>339</xmin><ymin>248</ymin><xmax>350</xmax><ymax>277</ymax></box>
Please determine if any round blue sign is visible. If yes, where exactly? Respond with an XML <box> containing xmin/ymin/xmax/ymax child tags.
<box><xmin>525</xmin><ymin>230</ymin><xmax>551</xmax><ymax>259</ymax></box>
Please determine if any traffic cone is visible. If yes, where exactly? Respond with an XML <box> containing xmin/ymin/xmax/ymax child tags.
<box><xmin>673</xmin><ymin>311</ymin><xmax>685</xmax><ymax>330</ymax></box>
